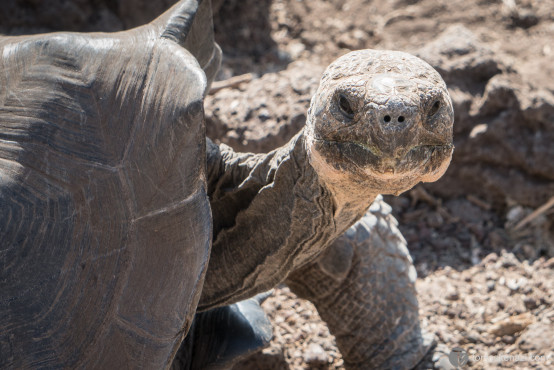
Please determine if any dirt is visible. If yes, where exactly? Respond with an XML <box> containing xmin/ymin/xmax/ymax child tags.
<box><xmin>3</xmin><ymin>0</ymin><xmax>553</xmax><ymax>369</ymax></box>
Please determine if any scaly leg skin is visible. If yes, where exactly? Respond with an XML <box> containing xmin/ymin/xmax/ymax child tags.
<box><xmin>287</xmin><ymin>196</ymin><xmax>434</xmax><ymax>369</ymax></box>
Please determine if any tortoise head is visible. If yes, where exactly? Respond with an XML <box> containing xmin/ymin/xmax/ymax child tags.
<box><xmin>305</xmin><ymin>49</ymin><xmax>454</xmax><ymax>197</ymax></box>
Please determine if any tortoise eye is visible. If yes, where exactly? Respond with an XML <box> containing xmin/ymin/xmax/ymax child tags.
<box><xmin>338</xmin><ymin>93</ymin><xmax>355</xmax><ymax>119</ymax></box>
<box><xmin>428</xmin><ymin>100</ymin><xmax>441</xmax><ymax>117</ymax></box>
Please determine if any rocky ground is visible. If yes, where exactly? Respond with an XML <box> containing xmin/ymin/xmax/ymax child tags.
<box><xmin>3</xmin><ymin>0</ymin><xmax>553</xmax><ymax>368</ymax></box>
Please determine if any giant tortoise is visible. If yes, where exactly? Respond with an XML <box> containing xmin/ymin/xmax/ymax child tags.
<box><xmin>0</xmin><ymin>0</ymin><xmax>454</xmax><ymax>368</ymax></box>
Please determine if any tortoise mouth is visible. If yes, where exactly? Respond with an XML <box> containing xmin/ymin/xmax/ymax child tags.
<box><xmin>311</xmin><ymin>138</ymin><xmax>453</xmax><ymax>178</ymax></box>
<box><xmin>368</xmin><ymin>144</ymin><xmax>453</xmax><ymax>179</ymax></box>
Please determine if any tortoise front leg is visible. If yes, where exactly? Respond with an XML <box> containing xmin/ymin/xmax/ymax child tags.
<box><xmin>171</xmin><ymin>293</ymin><xmax>273</xmax><ymax>370</ymax></box>
<box><xmin>286</xmin><ymin>196</ymin><xmax>433</xmax><ymax>369</ymax></box>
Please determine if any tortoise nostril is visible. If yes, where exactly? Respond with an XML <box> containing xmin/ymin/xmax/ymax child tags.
<box><xmin>384</xmin><ymin>115</ymin><xmax>391</xmax><ymax>123</ymax></box>
<box><xmin>398</xmin><ymin>116</ymin><xmax>405</xmax><ymax>123</ymax></box>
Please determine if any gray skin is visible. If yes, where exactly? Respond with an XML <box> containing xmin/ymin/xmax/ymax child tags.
<box><xmin>287</xmin><ymin>196</ymin><xmax>434</xmax><ymax>369</ymax></box>
<box><xmin>0</xmin><ymin>0</ymin><xmax>453</xmax><ymax>368</ymax></box>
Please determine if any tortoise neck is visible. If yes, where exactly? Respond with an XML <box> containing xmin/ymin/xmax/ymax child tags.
<box><xmin>300</xmin><ymin>133</ymin><xmax>378</xmax><ymax>235</ymax></box>
<box><xmin>201</xmin><ymin>132</ymin><xmax>372</xmax><ymax>310</ymax></box>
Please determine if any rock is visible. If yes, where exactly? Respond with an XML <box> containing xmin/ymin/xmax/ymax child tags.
<box><xmin>523</xmin><ymin>297</ymin><xmax>538</xmax><ymax>310</ymax></box>
<box><xmin>419</xmin><ymin>25</ymin><xmax>554</xmax><ymax>209</ymax></box>
<box><xmin>489</xmin><ymin>313</ymin><xmax>534</xmax><ymax>337</ymax></box>
<box><xmin>506</xmin><ymin>9</ymin><xmax>540</xmax><ymax>29</ymax></box>
<box><xmin>287</xmin><ymin>42</ymin><xmax>306</xmax><ymax>60</ymax></box>
<box><xmin>506</xmin><ymin>278</ymin><xmax>524</xmax><ymax>292</ymax></box>
<box><xmin>303</xmin><ymin>343</ymin><xmax>328</xmax><ymax>366</ymax></box>
<box><xmin>498</xmin><ymin>252</ymin><xmax>520</xmax><ymax>269</ymax></box>
<box><xmin>518</xmin><ymin>322</ymin><xmax>554</xmax><ymax>352</ymax></box>
<box><xmin>445</xmin><ymin>289</ymin><xmax>460</xmax><ymax>301</ymax></box>
<box><xmin>482</xmin><ymin>253</ymin><xmax>499</xmax><ymax>265</ymax></box>
<box><xmin>465</xmin><ymin>332</ymin><xmax>480</xmax><ymax>344</ymax></box>
<box><xmin>506</xmin><ymin>205</ymin><xmax>528</xmax><ymax>225</ymax></box>
<box><xmin>417</xmin><ymin>25</ymin><xmax>504</xmax><ymax>93</ymax></box>
<box><xmin>336</xmin><ymin>29</ymin><xmax>368</xmax><ymax>50</ymax></box>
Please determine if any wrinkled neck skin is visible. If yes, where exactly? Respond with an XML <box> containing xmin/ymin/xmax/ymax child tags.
<box><xmin>304</xmin><ymin>121</ymin><xmax>398</xmax><ymax>210</ymax></box>
<box><xmin>199</xmin><ymin>131</ymin><xmax>376</xmax><ymax>310</ymax></box>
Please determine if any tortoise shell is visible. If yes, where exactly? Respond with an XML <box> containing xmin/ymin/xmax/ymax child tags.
<box><xmin>0</xmin><ymin>0</ymin><xmax>219</xmax><ymax>367</ymax></box>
